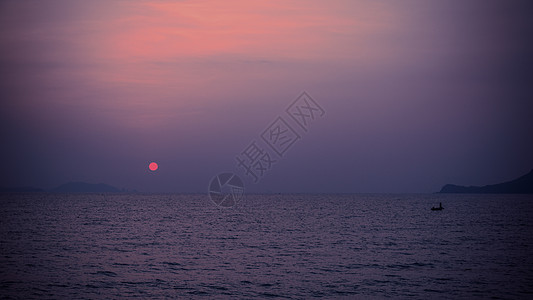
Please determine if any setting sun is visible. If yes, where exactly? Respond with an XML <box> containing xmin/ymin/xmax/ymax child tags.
<box><xmin>149</xmin><ymin>162</ymin><xmax>158</xmax><ymax>171</ymax></box>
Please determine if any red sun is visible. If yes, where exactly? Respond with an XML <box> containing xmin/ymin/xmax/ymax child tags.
<box><xmin>149</xmin><ymin>162</ymin><xmax>158</xmax><ymax>171</ymax></box>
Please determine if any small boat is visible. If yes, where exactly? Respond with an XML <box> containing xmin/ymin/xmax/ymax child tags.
<box><xmin>431</xmin><ymin>202</ymin><xmax>444</xmax><ymax>211</ymax></box>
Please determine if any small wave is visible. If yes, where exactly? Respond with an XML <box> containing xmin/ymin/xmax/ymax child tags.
<box><xmin>94</xmin><ymin>270</ymin><xmax>118</xmax><ymax>277</ymax></box>
<box><xmin>162</xmin><ymin>261</ymin><xmax>182</xmax><ymax>266</ymax></box>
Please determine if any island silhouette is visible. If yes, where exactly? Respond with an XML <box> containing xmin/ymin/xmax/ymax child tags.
<box><xmin>0</xmin><ymin>182</ymin><xmax>123</xmax><ymax>193</ymax></box>
<box><xmin>51</xmin><ymin>182</ymin><xmax>121</xmax><ymax>193</ymax></box>
<box><xmin>439</xmin><ymin>169</ymin><xmax>533</xmax><ymax>194</ymax></box>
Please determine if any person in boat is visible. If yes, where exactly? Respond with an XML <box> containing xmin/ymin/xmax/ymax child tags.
<box><xmin>431</xmin><ymin>202</ymin><xmax>443</xmax><ymax>210</ymax></box>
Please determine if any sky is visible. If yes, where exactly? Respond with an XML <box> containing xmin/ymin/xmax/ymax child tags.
<box><xmin>1</xmin><ymin>0</ymin><xmax>532</xmax><ymax>193</ymax></box>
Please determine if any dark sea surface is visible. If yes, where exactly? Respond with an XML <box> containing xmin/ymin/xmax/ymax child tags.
<box><xmin>1</xmin><ymin>193</ymin><xmax>532</xmax><ymax>299</ymax></box>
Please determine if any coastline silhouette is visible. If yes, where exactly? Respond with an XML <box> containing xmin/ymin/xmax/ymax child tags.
<box><xmin>439</xmin><ymin>169</ymin><xmax>533</xmax><ymax>194</ymax></box>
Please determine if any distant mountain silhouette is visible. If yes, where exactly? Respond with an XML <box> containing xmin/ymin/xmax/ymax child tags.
<box><xmin>51</xmin><ymin>182</ymin><xmax>121</xmax><ymax>193</ymax></box>
<box><xmin>0</xmin><ymin>186</ymin><xmax>44</xmax><ymax>193</ymax></box>
<box><xmin>439</xmin><ymin>169</ymin><xmax>533</xmax><ymax>194</ymax></box>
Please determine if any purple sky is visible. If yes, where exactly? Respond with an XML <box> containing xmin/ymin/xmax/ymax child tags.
<box><xmin>1</xmin><ymin>0</ymin><xmax>532</xmax><ymax>193</ymax></box>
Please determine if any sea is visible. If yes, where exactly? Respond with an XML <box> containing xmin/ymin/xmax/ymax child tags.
<box><xmin>1</xmin><ymin>193</ymin><xmax>532</xmax><ymax>299</ymax></box>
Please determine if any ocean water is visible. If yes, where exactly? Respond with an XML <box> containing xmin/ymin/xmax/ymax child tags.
<box><xmin>1</xmin><ymin>193</ymin><xmax>532</xmax><ymax>299</ymax></box>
